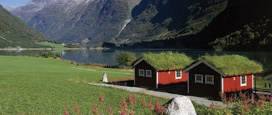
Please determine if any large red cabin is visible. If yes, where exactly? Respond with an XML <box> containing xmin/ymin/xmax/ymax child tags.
<box><xmin>183</xmin><ymin>55</ymin><xmax>263</xmax><ymax>97</ymax></box>
<box><xmin>133</xmin><ymin>52</ymin><xmax>193</xmax><ymax>89</ymax></box>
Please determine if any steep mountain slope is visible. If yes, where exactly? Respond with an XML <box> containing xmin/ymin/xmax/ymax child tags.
<box><xmin>121</xmin><ymin>0</ymin><xmax>272</xmax><ymax>51</ymax></box>
<box><xmin>0</xmin><ymin>5</ymin><xmax>46</xmax><ymax>48</ymax></box>
<box><xmin>8</xmin><ymin>0</ymin><xmax>141</xmax><ymax>46</ymax></box>
<box><xmin>8</xmin><ymin>0</ymin><xmax>272</xmax><ymax>50</ymax></box>
<box><xmin>186</xmin><ymin>0</ymin><xmax>272</xmax><ymax>50</ymax></box>
<box><xmin>206</xmin><ymin>0</ymin><xmax>272</xmax><ymax>50</ymax></box>
<box><xmin>6</xmin><ymin>0</ymin><xmax>54</xmax><ymax>22</ymax></box>
<box><xmin>116</xmin><ymin>0</ymin><xmax>228</xmax><ymax>44</ymax></box>
<box><xmin>8</xmin><ymin>0</ymin><xmax>227</xmax><ymax>46</ymax></box>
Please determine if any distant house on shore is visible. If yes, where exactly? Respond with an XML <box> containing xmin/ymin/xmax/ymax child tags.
<box><xmin>263</xmin><ymin>70</ymin><xmax>272</xmax><ymax>95</ymax></box>
<box><xmin>132</xmin><ymin>52</ymin><xmax>193</xmax><ymax>89</ymax></box>
<box><xmin>183</xmin><ymin>55</ymin><xmax>263</xmax><ymax>97</ymax></box>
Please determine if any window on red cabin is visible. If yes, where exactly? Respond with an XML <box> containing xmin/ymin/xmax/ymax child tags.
<box><xmin>176</xmin><ymin>70</ymin><xmax>182</xmax><ymax>79</ymax></box>
<box><xmin>205</xmin><ymin>75</ymin><xmax>214</xmax><ymax>85</ymax></box>
<box><xmin>241</xmin><ymin>75</ymin><xmax>247</xmax><ymax>86</ymax></box>
<box><xmin>195</xmin><ymin>74</ymin><xmax>203</xmax><ymax>83</ymax></box>
<box><xmin>139</xmin><ymin>69</ymin><xmax>144</xmax><ymax>77</ymax></box>
<box><xmin>146</xmin><ymin>70</ymin><xmax>152</xmax><ymax>77</ymax></box>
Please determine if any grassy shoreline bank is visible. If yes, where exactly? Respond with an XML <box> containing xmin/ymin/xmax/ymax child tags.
<box><xmin>0</xmin><ymin>56</ymin><xmax>170</xmax><ymax>114</ymax></box>
<box><xmin>0</xmin><ymin>48</ymin><xmax>82</xmax><ymax>51</ymax></box>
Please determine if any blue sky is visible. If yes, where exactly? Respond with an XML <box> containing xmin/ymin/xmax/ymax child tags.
<box><xmin>0</xmin><ymin>0</ymin><xmax>31</xmax><ymax>7</ymax></box>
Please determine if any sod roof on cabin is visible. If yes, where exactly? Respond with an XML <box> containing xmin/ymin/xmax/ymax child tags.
<box><xmin>199</xmin><ymin>55</ymin><xmax>263</xmax><ymax>76</ymax></box>
<box><xmin>138</xmin><ymin>52</ymin><xmax>194</xmax><ymax>70</ymax></box>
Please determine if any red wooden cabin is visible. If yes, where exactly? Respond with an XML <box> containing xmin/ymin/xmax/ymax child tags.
<box><xmin>133</xmin><ymin>52</ymin><xmax>193</xmax><ymax>89</ymax></box>
<box><xmin>183</xmin><ymin>56</ymin><xmax>263</xmax><ymax>97</ymax></box>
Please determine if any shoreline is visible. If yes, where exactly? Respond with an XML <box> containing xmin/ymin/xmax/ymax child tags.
<box><xmin>0</xmin><ymin>47</ymin><xmax>114</xmax><ymax>51</ymax></box>
<box><xmin>0</xmin><ymin>47</ymin><xmax>82</xmax><ymax>51</ymax></box>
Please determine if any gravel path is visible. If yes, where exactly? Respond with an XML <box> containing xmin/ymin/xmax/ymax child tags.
<box><xmin>89</xmin><ymin>83</ymin><xmax>224</xmax><ymax>107</ymax></box>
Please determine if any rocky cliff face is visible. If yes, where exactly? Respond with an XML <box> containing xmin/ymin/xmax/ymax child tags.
<box><xmin>7</xmin><ymin>0</ymin><xmax>54</xmax><ymax>22</ymax></box>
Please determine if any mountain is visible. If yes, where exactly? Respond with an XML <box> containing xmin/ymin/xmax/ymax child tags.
<box><xmin>7</xmin><ymin>0</ymin><xmax>272</xmax><ymax>50</ymax></box>
<box><xmin>119</xmin><ymin>0</ymin><xmax>272</xmax><ymax>51</ymax></box>
<box><xmin>202</xmin><ymin>0</ymin><xmax>272</xmax><ymax>50</ymax></box>
<box><xmin>8</xmin><ymin>0</ymin><xmax>142</xmax><ymax>46</ymax></box>
<box><xmin>8</xmin><ymin>0</ymin><xmax>227</xmax><ymax>46</ymax></box>
<box><xmin>0</xmin><ymin>5</ymin><xmax>47</xmax><ymax>48</ymax></box>
<box><xmin>7</xmin><ymin>0</ymin><xmax>54</xmax><ymax>22</ymax></box>
<box><xmin>115</xmin><ymin>0</ymin><xmax>228</xmax><ymax>44</ymax></box>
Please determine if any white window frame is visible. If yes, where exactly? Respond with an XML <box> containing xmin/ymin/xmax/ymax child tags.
<box><xmin>195</xmin><ymin>74</ymin><xmax>203</xmax><ymax>84</ymax></box>
<box><xmin>241</xmin><ymin>75</ymin><xmax>247</xmax><ymax>86</ymax></box>
<box><xmin>146</xmin><ymin>70</ymin><xmax>152</xmax><ymax>77</ymax></box>
<box><xmin>175</xmin><ymin>70</ymin><xmax>182</xmax><ymax>79</ymax></box>
<box><xmin>139</xmin><ymin>69</ymin><xmax>145</xmax><ymax>77</ymax></box>
<box><xmin>205</xmin><ymin>75</ymin><xmax>214</xmax><ymax>85</ymax></box>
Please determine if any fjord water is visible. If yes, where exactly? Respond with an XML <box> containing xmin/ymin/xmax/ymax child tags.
<box><xmin>0</xmin><ymin>49</ymin><xmax>272</xmax><ymax>69</ymax></box>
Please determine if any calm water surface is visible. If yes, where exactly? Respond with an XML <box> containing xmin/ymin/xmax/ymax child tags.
<box><xmin>0</xmin><ymin>49</ymin><xmax>272</xmax><ymax>69</ymax></box>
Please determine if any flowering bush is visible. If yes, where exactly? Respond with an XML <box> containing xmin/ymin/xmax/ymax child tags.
<box><xmin>64</xmin><ymin>108</ymin><xmax>69</xmax><ymax>115</ymax></box>
<box><xmin>206</xmin><ymin>92</ymin><xmax>272</xmax><ymax>115</ymax></box>
<box><xmin>63</xmin><ymin>93</ymin><xmax>166</xmax><ymax>115</ymax></box>
<box><xmin>92</xmin><ymin>105</ymin><xmax>99</xmax><ymax>115</ymax></box>
<box><xmin>141</xmin><ymin>96</ymin><xmax>146</xmax><ymax>107</ymax></box>
<box><xmin>107</xmin><ymin>104</ymin><xmax>114</xmax><ymax>115</ymax></box>
<box><xmin>99</xmin><ymin>92</ymin><xmax>104</xmax><ymax>103</ymax></box>
<box><xmin>153</xmin><ymin>98</ymin><xmax>164</xmax><ymax>115</ymax></box>
<box><xmin>127</xmin><ymin>93</ymin><xmax>137</xmax><ymax>105</ymax></box>
<box><xmin>63</xmin><ymin>92</ymin><xmax>272</xmax><ymax>115</ymax></box>
<box><xmin>73</xmin><ymin>103</ymin><xmax>79</xmax><ymax>114</ymax></box>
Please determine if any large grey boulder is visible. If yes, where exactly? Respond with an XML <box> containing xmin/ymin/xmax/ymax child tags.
<box><xmin>164</xmin><ymin>96</ymin><xmax>196</xmax><ymax>115</ymax></box>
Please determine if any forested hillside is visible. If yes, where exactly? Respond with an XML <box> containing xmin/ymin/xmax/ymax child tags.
<box><xmin>122</xmin><ymin>0</ymin><xmax>272</xmax><ymax>51</ymax></box>
<box><xmin>0</xmin><ymin>5</ymin><xmax>46</xmax><ymax>48</ymax></box>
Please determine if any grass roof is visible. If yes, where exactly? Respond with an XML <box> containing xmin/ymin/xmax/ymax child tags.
<box><xmin>139</xmin><ymin>52</ymin><xmax>194</xmax><ymax>70</ymax></box>
<box><xmin>199</xmin><ymin>55</ymin><xmax>263</xmax><ymax>76</ymax></box>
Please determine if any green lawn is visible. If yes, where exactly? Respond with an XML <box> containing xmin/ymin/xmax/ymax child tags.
<box><xmin>0</xmin><ymin>56</ymin><xmax>170</xmax><ymax>114</ymax></box>
<box><xmin>256</xmin><ymin>76</ymin><xmax>271</xmax><ymax>93</ymax></box>
<box><xmin>1</xmin><ymin>56</ymin><xmax>271</xmax><ymax>114</ymax></box>
<box><xmin>36</xmin><ymin>42</ymin><xmax>65</xmax><ymax>48</ymax></box>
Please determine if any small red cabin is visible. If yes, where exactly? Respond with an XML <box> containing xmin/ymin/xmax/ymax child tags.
<box><xmin>133</xmin><ymin>52</ymin><xmax>193</xmax><ymax>89</ymax></box>
<box><xmin>183</xmin><ymin>55</ymin><xmax>263</xmax><ymax>97</ymax></box>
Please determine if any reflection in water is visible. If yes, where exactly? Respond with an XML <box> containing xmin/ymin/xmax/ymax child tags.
<box><xmin>0</xmin><ymin>50</ymin><xmax>48</xmax><ymax>57</ymax></box>
<box><xmin>1</xmin><ymin>49</ymin><xmax>272</xmax><ymax>69</ymax></box>
<box><xmin>62</xmin><ymin>50</ymin><xmax>119</xmax><ymax>65</ymax></box>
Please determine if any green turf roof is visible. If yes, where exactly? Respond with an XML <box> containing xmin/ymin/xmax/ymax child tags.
<box><xmin>199</xmin><ymin>55</ymin><xmax>263</xmax><ymax>76</ymax></box>
<box><xmin>138</xmin><ymin>52</ymin><xmax>194</xmax><ymax>70</ymax></box>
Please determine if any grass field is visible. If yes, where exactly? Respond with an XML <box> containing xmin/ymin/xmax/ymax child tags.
<box><xmin>36</xmin><ymin>42</ymin><xmax>65</xmax><ymax>48</ymax></box>
<box><xmin>256</xmin><ymin>76</ymin><xmax>271</xmax><ymax>93</ymax></box>
<box><xmin>1</xmin><ymin>56</ymin><xmax>270</xmax><ymax>114</ymax></box>
<box><xmin>0</xmin><ymin>56</ymin><xmax>171</xmax><ymax>114</ymax></box>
